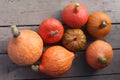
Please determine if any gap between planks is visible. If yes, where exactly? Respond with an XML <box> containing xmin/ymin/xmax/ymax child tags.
<box><xmin>0</xmin><ymin>23</ymin><xmax>120</xmax><ymax>27</ymax></box>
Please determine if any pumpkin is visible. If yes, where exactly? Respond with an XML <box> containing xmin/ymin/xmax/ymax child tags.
<box><xmin>8</xmin><ymin>25</ymin><xmax>43</xmax><ymax>66</ymax></box>
<box><xmin>32</xmin><ymin>46</ymin><xmax>75</xmax><ymax>77</ymax></box>
<box><xmin>86</xmin><ymin>40</ymin><xmax>113</xmax><ymax>69</ymax></box>
<box><xmin>38</xmin><ymin>18</ymin><xmax>64</xmax><ymax>44</ymax></box>
<box><xmin>86</xmin><ymin>12</ymin><xmax>112</xmax><ymax>38</ymax></box>
<box><xmin>62</xmin><ymin>3</ymin><xmax>88</xmax><ymax>28</ymax></box>
<box><xmin>62</xmin><ymin>29</ymin><xmax>86</xmax><ymax>51</ymax></box>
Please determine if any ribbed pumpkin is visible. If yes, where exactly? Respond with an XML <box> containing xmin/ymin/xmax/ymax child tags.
<box><xmin>32</xmin><ymin>46</ymin><xmax>75</xmax><ymax>77</ymax></box>
<box><xmin>8</xmin><ymin>25</ymin><xmax>43</xmax><ymax>66</ymax></box>
<box><xmin>38</xmin><ymin>18</ymin><xmax>64</xmax><ymax>44</ymax></box>
<box><xmin>86</xmin><ymin>12</ymin><xmax>112</xmax><ymax>38</ymax></box>
<box><xmin>62</xmin><ymin>29</ymin><xmax>86</xmax><ymax>51</ymax></box>
<box><xmin>62</xmin><ymin>3</ymin><xmax>88</xmax><ymax>28</ymax></box>
<box><xmin>86</xmin><ymin>40</ymin><xmax>113</xmax><ymax>69</ymax></box>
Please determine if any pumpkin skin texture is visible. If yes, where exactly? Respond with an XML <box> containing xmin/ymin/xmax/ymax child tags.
<box><xmin>86</xmin><ymin>40</ymin><xmax>113</xmax><ymax>69</ymax></box>
<box><xmin>8</xmin><ymin>26</ymin><xmax>43</xmax><ymax>66</ymax></box>
<box><xmin>86</xmin><ymin>12</ymin><xmax>112</xmax><ymax>38</ymax></box>
<box><xmin>62</xmin><ymin>3</ymin><xmax>88</xmax><ymax>28</ymax></box>
<box><xmin>39</xmin><ymin>46</ymin><xmax>75</xmax><ymax>77</ymax></box>
<box><xmin>62</xmin><ymin>29</ymin><xmax>86</xmax><ymax>51</ymax></box>
<box><xmin>38</xmin><ymin>18</ymin><xmax>64</xmax><ymax>44</ymax></box>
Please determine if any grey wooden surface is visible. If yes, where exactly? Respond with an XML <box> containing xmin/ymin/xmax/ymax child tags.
<box><xmin>0</xmin><ymin>0</ymin><xmax>120</xmax><ymax>80</ymax></box>
<box><xmin>0</xmin><ymin>0</ymin><xmax>119</xmax><ymax>25</ymax></box>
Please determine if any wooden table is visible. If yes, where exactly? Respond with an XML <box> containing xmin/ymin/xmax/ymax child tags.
<box><xmin>0</xmin><ymin>0</ymin><xmax>120</xmax><ymax>80</ymax></box>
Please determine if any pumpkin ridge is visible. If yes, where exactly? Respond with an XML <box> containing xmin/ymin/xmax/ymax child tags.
<box><xmin>62</xmin><ymin>29</ymin><xmax>86</xmax><ymax>51</ymax></box>
<box><xmin>86</xmin><ymin>12</ymin><xmax>112</xmax><ymax>38</ymax></box>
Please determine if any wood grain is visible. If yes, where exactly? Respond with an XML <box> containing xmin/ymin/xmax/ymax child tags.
<box><xmin>0</xmin><ymin>0</ymin><xmax>119</xmax><ymax>26</ymax></box>
<box><xmin>0</xmin><ymin>50</ymin><xmax>119</xmax><ymax>79</ymax></box>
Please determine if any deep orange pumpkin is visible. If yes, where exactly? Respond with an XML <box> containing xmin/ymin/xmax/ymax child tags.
<box><xmin>38</xmin><ymin>18</ymin><xmax>64</xmax><ymax>44</ymax></box>
<box><xmin>86</xmin><ymin>12</ymin><xmax>112</xmax><ymax>38</ymax></box>
<box><xmin>86</xmin><ymin>40</ymin><xmax>113</xmax><ymax>69</ymax></box>
<box><xmin>62</xmin><ymin>3</ymin><xmax>88</xmax><ymax>28</ymax></box>
<box><xmin>8</xmin><ymin>25</ymin><xmax>43</xmax><ymax>66</ymax></box>
<box><xmin>62</xmin><ymin>29</ymin><xmax>86</xmax><ymax>51</ymax></box>
<box><xmin>32</xmin><ymin>46</ymin><xmax>75</xmax><ymax>77</ymax></box>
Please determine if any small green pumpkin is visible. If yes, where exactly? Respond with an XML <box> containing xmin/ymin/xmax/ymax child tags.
<box><xmin>62</xmin><ymin>29</ymin><xmax>86</xmax><ymax>51</ymax></box>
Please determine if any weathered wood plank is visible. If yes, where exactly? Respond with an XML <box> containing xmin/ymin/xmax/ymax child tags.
<box><xmin>0</xmin><ymin>55</ymin><xmax>10</xmax><ymax>80</ymax></box>
<box><xmin>47</xmin><ymin>74</ymin><xmax>120</xmax><ymax>80</ymax></box>
<box><xmin>0</xmin><ymin>50</ymin><xmax>120</xmax><ymax>79</ymax></box>
<box><xmin>0</xmin><ymin>0</ymin><xmax>118</xmax><ymax>25</ymax></box>
<box><xmin>103</xmin><ymin>25</ymin><xmax>120</xmax><ymax>49</ymax></box>
<box><xmin>0</xmin><ymin>66</ymin><xmax>8</xmax><ymax>80</ymax></box>
<box><xmin>0</xmin><ymin>24</ymin><xmax>119</xmax><ymax>53</ymax></box>
<box><xmin>14</xmin><ymin>74</ymin><xmax>120</xmax><ymax>80</ymax></box>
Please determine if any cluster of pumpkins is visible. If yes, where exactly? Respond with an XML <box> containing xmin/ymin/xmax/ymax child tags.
<box><xmin>7</xmin><ymin>3</ymin><xmax>113</xmax><ymax>77</ymax></box>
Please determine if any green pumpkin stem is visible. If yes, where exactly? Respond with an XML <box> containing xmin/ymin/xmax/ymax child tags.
<box><xmin>98</xmin><ymin>56</ymin><xmax>107</xmax><ymax>64</ymax></box>
<box><xmin>100</xmin><ymin>21</ymin><xmax>107</xmax><ymax>28</ymax></box>
<box><xmin>75</xmin><ymin>3</ymin><xmax>80</xmax><ymax>10</ymax></box>
<box><xmin>31</xmin><ymin>65</ymin><xmax>39</xmax><ymax>71</ymax></box>
<box><xmin>11</xmin><ymin>25</ymin><xmax>20</xmax><ymax>38</ymax></box>
<box><xmin>50</xmin><ymin>30</ymin><xmax>58</xmax><ymax>36</ymax></box>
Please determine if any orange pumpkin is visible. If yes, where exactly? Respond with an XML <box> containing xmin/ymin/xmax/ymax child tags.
<box><xmin>86</xmin><ymin>12</ymin><xmax>112</xmax><ymax>38</ymax></box>
<box><xmin>62</xmin><ymin>29</ymin><xmax>86</xmax><ymax>51</ymax></box>
<box><xmin>86</xmin><ymin>40</ymin><xmax>113</xmax><ymax>69</ymax></box>
<box><xmin>38</xmin><ymin>18</ymin><xmax>64</xmax><ymax>44</ymax></box>
<box><xmin>8</xmin><ymin>25</ymin><xmax>43</xmax><ymax>66</ymax></box>
<box><xmin>62</xmin><ymin>3</ymin><xmax>88</xmax><ymax>28</ymax></box>
<box><xmin>32</xmin><ymin>46</ymin><xmax>75</xmax><ymax>77</ymax></box>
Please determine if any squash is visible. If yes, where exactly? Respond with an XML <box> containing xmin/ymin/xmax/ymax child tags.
<box><xmin>62</xmin><ymin>3</ymin><xmax>88</xmax><ymax>28</ymax></box>
<box><xmin>8</xmin><ymin>25</ymin><xmax>43</xmax><ymax>66</ymax></box>
<box><xmin>86</xmin><ymin>40</ymin><xmax>113</xmax><ymax>69</ymax></box>
<box><xmin>32</xmin><ymin>46</ymin><xmax>75</xmax><ymax>77</ymax></box>
<box><xmin>86</xmin><ymin>12</ymin><xmax>112</xmax><ymax>38</ymax></box>
<box><xmin>38</xmin><ymin>18</ymin><xmax>64</xmax><ymax>44</ymax></box>
<box><xmin>62</xmin><ymin>29</ymin><xmax>86</xmax><ymax>51</ymax></box>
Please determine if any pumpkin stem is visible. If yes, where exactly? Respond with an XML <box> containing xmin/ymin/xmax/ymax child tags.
<box><xmin>65</xmin><ymin>36</ymin><xmax>77</xmax><ymax>42</ymax></box>
<box><xmin>75</xmin><ymin>3</ymin><xmax>80</xmax><ymax>11</ymax></box>
<box><xmin>31</xmin><ymin>65</ymin><xmax>39</xmax><ymax>71</ymax></box>
<box><xmin>98</xmin><ymin>56</ymin><xmax>107</xmax><ymax>64</ymax></box>
<box><xmin>50</xmin><ymin>30</ymin><xmax>58</xmax><ymax>36</ymax></box>
<box><xmin>100</xmin><ymin>21</ymin><xmax>107</xmax><ymax>28</ymax></box>
<box><xmin>11</xmin><ymin>25</ymin><xmax>20</xmax><ymax>38</ymax></box>
<box><xmin>72</xmin><ymin>36</ymin><xmax>77</xmax><ymax>41</ymax></box>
